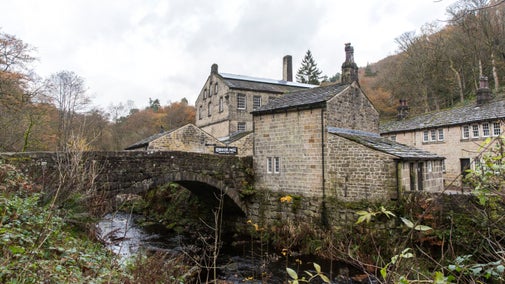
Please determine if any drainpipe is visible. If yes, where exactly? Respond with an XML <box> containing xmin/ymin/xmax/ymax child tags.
<box><xmin>321</xmin><ymin>108</ymin><xmax>328</xmax><ymax>228</ymax></box>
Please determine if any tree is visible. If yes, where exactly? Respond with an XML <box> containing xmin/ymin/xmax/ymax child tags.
<box><xmin>296</xmin><ymin>50</ymin><xmax>323</xmax><ymax>85</ymax></box>
<box><xmin>0</xmin><ymin>31</ymin><xmax>46</xmax><ymax>151</ymax></box>
<box><xmin>45</xmin><ymin>70</ymin><xmax>90</xmax><ymax>150</ymax></box>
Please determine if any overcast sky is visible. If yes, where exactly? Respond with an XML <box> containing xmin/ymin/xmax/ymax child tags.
<box><xmin>1</xmin><ymin>0</ymin><xmax>456</xmax><ymax>111</ymax></box>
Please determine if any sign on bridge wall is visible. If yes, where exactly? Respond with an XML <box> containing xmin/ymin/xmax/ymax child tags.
<box><xmin>214</xmin><ymin>146</ymin><xmax>238</xmax><ymax>155</ymax></box>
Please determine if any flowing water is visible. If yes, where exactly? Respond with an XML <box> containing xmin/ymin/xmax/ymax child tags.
<box><xmin>97</xmin><ymin>211</ymin><xmax>375</xmax><ymax>283</ymax></box>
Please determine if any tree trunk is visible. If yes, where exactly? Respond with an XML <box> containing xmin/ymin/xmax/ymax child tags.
<box><xmin>449</xmin><ymin>59</ymin><xmax>465</xmax><ymax>103</ymax></box>
<box><xmin>492</xmin><ymin>52</ymin><xmax>500</xmax><ymax>91</ymax></box>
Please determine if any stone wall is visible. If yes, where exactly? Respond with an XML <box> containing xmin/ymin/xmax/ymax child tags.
<box><xmin>229</xmin><ymin>132</ymin><xmax>254</xmax><ymax>157</ymax></box>
<box><xmin>326</xmin><ymin>82</ymin><xmax>379</xmax><ymax>133</ymax></box>
<box><xmin>253</xmin><ymin>109</ymin><xmax>324</xmax><ymax>197</ymax></box>
<box><xmin>0</xmin><ymin>151</ymin><xmax>253</xmax><ymax>213</ymax></box>
<box><xmin>148</xmin><ymin>124</ymin><xmax>224</xmax><ymax>153</ymax></box>
<box><xmin>326</xmin><ymin>134</ymin><xmax>398</xmax><ymax>201</ymax></box>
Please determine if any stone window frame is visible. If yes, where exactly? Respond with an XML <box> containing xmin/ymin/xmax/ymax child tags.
<box><xmin>493</xmin><ymin>122</ymin><xmax>501</xmax><ymax>136</ymax></box>
<box><xmin>237</xmin><ymin>93</ymin><xmax>246</xmax><ymax>110</ymax></box>
<box><xmin>208</xmin><ymin>82</ymin><xmax>213</xmax><ymax>97</ymax></box>
<box><xmin>482</xmin><ymin>122</ymin><xmax>490</xmax><ymax>137</ymax></box>
<box><xmin>199</xmin><ymin>105</ymin><xmax>203</xmax><ymax>120</ymax></box>
<box><xmin>218</xmin><ymin>96</ymin><xmax>224</xmax><ymax>113</ymax></box>
<box><xmin>214</xmin><ymin>83</ymin><xmax>218</xmax><ymax>96</ymax></box>
<box><xmin>237</xmin><ymin>122</ymin><xmax>246</xmax><ymax>132</ymax></box>
<box><xmin>203</xmin><ymin>89</ymin><xmax>207</xmax><ymax>99</ymax></box>
<box><xmin>207</xmin><ymin>102</ymin><xmax>212</xmax><ymax>117</ymax></box>
<box><xmin>253</xmin><ymin>95</ymin><xmax>262</xmax><ymax>110</ymax></box>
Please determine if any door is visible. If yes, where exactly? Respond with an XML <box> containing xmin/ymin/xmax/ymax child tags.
<box><xmin>460</xmin><ymin>158</ymin><xmax>471</xmax><ymax>184</ymax></box>
<box><xmin>417</xmin><ymin>162</ymin><xmax>424</xmax><ymax>191</ymax></box>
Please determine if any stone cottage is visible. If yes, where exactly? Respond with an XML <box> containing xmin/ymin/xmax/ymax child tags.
<box><xmin>252</xmin><ymin>44</ymin><xmax>445</xmax><ymax>202</ymax></box>
<box><xmin>194</xmin><ymin>57</ymin><xmax>314</xmax><ymax>140</ymax></box>
<box><xmin>380</xmin><ymin>77</ymin><xmax>505</xmax><ymax>187</ymax></box>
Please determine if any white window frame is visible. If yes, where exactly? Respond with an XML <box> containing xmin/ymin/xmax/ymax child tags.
<box><xmin>493</xmin><ymin>122</ymin><xmax>501</xmax><ymax>136</ymax></box>
<box><xmin>430</xmin><ymin>129</ymin><xmax>436</xmax><ymax>141</ymax></box>
<box><xmin>438</xmin><ymin>128</ymin><xmax>444</xmax><ymax>141</ymax></box>
<box><xmin>482</xmin><ymin>122</ymin><xmax>490</xmax><ymax>137</ymax></box>
<box><xmin>423</xmin><ymin>130</ymin><xmax>429</xmax><ymax>142</ymax></box>
<box><xmin>462</xmin><ymin>125</ymin><xmax>470</xmax><ymax>139</ymax></box>
<box><xmin>253</xmin><ymin>96</ymin><xmax>262</xmax><ymax>110</ymax></box>
<box><xmin>274</xmin><ymin>157</ymin><xmax>280</xmax><ymax>173</ymax></box>
<box><xmin>471</xmin><ymin>124</ymin><xmax>479</xmax><ymax>138</ymax></box>
<box><xmin>237</xmin><ymin>94</ymin><xmax>246</xmax><ymax>110</ymax></box>
<box><xmin>267</xmin><ymin>157</ymin><xmax>273</xmax><ymax>173</ymax></box>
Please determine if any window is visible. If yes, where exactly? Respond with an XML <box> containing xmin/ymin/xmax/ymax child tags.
<box><xmin>214</xmin><ymin>83</ymin><xmax>218</xmax><ymax>96</ymax></box>
<box><xmin>493</xmin><ymin>122</ymin><xmax>501</xmax><ymax>136</ymax></box>
<box><xmin>208</xmin><ymin>82</ymin><xmax>212</xmax><ymax>97</ymax></box>
<box><xmin>390</xmin><ymin>135</ymin><xmax>396</xmax><ymax>141</ymax></box>
<box><xmin>267</xmin><ymin>157</ymin><xmax>273</xmax><ymax>173</ymax></box>
<box><xmin>441</xmin><ymin>160</ymin><xmax>446</xmax><ymax>173</ymax></box>
<box><xmin>267</xmin><ymin>157</ymin><xmax>280</xmax><ymax>174</ymax></box>
<box><xmin>253</xmin><ymin>96</ymin><xmax>262</xmax><ymax>110</ymax></box>
<box><xmin>430</xmin><ymin>129</ymin><xmax>436</xmax><ymax>141</ymax></box>
<box><xmin>199</xmin><ymin>105</ymin><xmax>202</xmax><ymax>120</ymax></box>
<box><xmin>237</xmin><ymin>122</ymin><xmax>246</xmax><ymax>132</ymax></box>
<box><xmin>423</xmin><ymin>130</ymin><xmax>429</xmax><ymax>142</ymax></box>
<box><xmin>482</xmin><ymin>122</ymin><xmax>490</xmax><ymax>137</ymax></box>
<box><xmin>203</xmin><ymin>89</ymin><xmax>207</xmax><ymax>99</ymax></box>
<box><xmin>207</xmin><ymin>102</ymin><xmax>212</xmax><ymax>116</ymax></box>
<box><xmin>438</xmin><ymin>129</ymin><xmax>444</xmax><ymax>141</ymax></box>
<box><xmin>462</xmin><ymin>125</ymin><xmax>470</xmax><ymax>139</ymax></box>
<box><xmin>218</xmin><ymin>97</ymin><xmax>223</xmax><ymax>112</ymax></box>
<box><xmin>274</xmin><ymin>157</ymin><xmax>280</xmax><ymax>173</ymax></box>
<box><xmin>237</xmin><ymin>94</ymin><xmax>246</xmax><ymax>110</ymax></box>
<box><xmin>472</xmin><ymin>124</ymin><xmax>479</xmax><ymax>138</ymax></box>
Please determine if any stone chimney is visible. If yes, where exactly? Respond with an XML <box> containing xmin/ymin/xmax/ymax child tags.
<box><xmin>211</xmin><ymin>63</ymin><xmax>218</xmax><ymax>74</ymax></box>
<box><xmin>283</xmin><ymin>55</ymin><xmax>293</xmax><ymax>82</ymax></box>
<box><xmin>397</xmin><ymin>99</ymin><xmax>410</xmax><ymax>120</ymax></box>
<box><xmin>341</xmin><ymin>43</ymin><xmax>359</xmax><ymax>84</ymax></box>
<box><xmin>476</xmin><ymin>76</ymin><xmax>493</xmax><ymax>105</ymax></box>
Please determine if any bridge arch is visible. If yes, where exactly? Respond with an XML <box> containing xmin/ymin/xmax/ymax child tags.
<box><xmin>153</xmin><ymin>171</ymin><xmax>247</xmax><ymax>214</ymax></box>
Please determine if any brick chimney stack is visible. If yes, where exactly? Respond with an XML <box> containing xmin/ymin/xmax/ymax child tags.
<box><xmin>283</xmin><ymin>55</ymin><xmax>293</xmax><ymax>82</ymax></box>
<box><xmin>397</xmin><ymin>99</ymin><xmax>410</xmax><ymax>120</ymax></box>
<box><xmin>476</xmin><ymin>76</ymin><xmax>493</xmax><ymax>105</ymax></box>
<box><xmin>341</xmin><ymin>43</ymin><xmax>359</xmax><ymax>84</ymax></box>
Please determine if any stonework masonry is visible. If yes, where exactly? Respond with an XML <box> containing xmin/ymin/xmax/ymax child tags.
<box><xmin>326</xmin><ymin>134</ymin><xmax>397</xmax><ymax>201</ymax></box>
<box><xmin>325</xmin><ymin>83</ymin><xmax>379</xmax><ymax>133</ymax></box>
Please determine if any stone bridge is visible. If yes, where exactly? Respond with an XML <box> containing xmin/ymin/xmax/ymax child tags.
<box><xmin>0</xmin><ymin>151</ymin><xmax>253</xmax><ymax>214</ymax></box>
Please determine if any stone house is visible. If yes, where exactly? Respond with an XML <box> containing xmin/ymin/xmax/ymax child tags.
<box><xmin>380</xmin><ymin>78</ymin><xmax>504</xmax><ymax>187</ymax></box>
<box><xmin>125</xmin><ymin>124</ymin><xmax>253</xmax><ymax>156</ymax></box>
<box><xmin>194</xmin><ymin>57</ymin><xmax>314</xmax><ymax>140</ymax></box>
<box><xmin>252</xmin><ymin>44</ymin><xmax>444</xmax><ymax>202</ymax></box>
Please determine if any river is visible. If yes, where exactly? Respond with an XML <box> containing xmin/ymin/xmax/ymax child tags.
<box><xmin>97</xmin><ymin>211</ymin><xmax>375</xmax><ymax>283</ymax></box>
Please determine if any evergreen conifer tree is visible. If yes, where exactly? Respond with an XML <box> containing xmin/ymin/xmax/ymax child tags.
<box><xmin>296</xmin><ymin>50</ymin><xmax>323</xmax><ymax>85</ymax></box>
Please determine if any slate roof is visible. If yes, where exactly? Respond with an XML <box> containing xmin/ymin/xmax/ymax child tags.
<box><xmin>220</xmin><ymin>73</ymin><xmax>314</xmax><ymax>94</ymax></box>
<box><xmin>252</xmin><ymin>83</ymin><xmax>350</xmax><ymax>114</ymax></box>
<box><xmin>220</xmin><ymin>131</ymin><xmax>252</xmax><ymax>144</ymax></box>
<box><xmin>328</xmin><ymin>127</ymin><xmax>444</xmax><ymax>160</ymax></box>
<box><xmin>124</xmin><ymin>129</ymin><xmax>174</xmax><ymax>150</ymax></box>
<box><xmin>380</xmin><ymin>99</ymin><xmax>505</xmax><ymax>134</ymax></box>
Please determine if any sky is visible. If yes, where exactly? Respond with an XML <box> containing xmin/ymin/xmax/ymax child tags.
<box><xmin>0</xmin><ymin>0</ymin><xmax>457</xmax><ymax>111</ymax></box>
